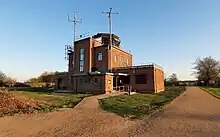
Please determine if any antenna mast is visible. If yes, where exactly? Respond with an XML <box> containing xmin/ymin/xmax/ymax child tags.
<box><xmin>102</xmin><ymin>8</ymin><xmax>118</xmax><ymax>72</ymax></box>
<box><xmin>68</xmin><ymin>11</ymin><xmax>82</xmax><ymax>49</ymax></box>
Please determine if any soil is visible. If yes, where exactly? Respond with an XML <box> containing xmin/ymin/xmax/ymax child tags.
<box><xmin>0</xmin><ymin>91</ymin><xmax>45</xmax><ymax>114</ymax></box>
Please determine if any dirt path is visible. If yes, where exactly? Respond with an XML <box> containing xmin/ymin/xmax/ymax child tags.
<box><xmin>0</xmin><ymin>92</ymin><xmax>135</xmax><ymax>137</ymax></box>
<box><xmin>0</xmin><ymin>87</ymin><xmax>220</xmax><ymax>137</ymax></box>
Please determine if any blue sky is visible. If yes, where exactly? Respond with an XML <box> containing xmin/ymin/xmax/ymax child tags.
<box><xmin>0</xmin><ymin>0</ymin><xmax>220</xmax><ymax>81</ymax></box>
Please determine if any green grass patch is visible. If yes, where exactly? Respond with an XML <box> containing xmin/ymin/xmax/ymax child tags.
<box><xmin>99</xmin><ymin>86</ymin><xmax>185</xmax><ymax>118</ymax></box>
<box><xmin>8</xmin><ymin>87</ymin><xmax>56</xmax><ymax>93</ymax></box>
<box><xmin>200</xmin><ymin>87</ymin><xmax>220</xmax><ymax>99</ymax></box>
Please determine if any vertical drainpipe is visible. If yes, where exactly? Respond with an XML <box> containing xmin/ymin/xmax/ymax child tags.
<box><xmin>76</xmin><ymin>76</ymin><xmax>78</xmax><ymax>93</ymax></box>
<box><xmin>154</xmin><ymin>66</ymin><xmax>157</xmax><ymax>93</ymax></box>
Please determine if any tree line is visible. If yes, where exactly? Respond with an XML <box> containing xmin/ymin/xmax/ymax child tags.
<box><xmin>193</xmin><ymin>56</ymin><xmax>220</xmax><ymax>86</ymax></box>
<box><xmin>0</xmin><ymin>71</ymin><xmax>17</xmax><ymax>87</ymax></box>
<box><xmin>27</xmin><ymin>71</ymin><xmax>56</xmax><ymax>87</ymax></box>
<box><xmin>166</xmin><ymin>56</ymin><xmax>220</xmax><ymax>87</ymax></box>
<box><xmin>0</xmin><ymin>71</ymin><xmax>56</xmax><ymax>88</ymax></box>
<box><xmin>1</xmin><ymin>56</ymin><xmax>219</xmax><ymax>88</ymax></box>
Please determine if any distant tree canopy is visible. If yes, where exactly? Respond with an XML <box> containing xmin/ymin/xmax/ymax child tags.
<box><xmin>165</xmin><ymin>73</ymin><xmax>178</xmax><ymax>86</ymax></box>
<box><xmin>5</xmin><ymin>77</ymin><xmax>17</xmax><ymax>87</ymax></box>
<box><xmin>0</xmin><ymin>71</ymin><xmax>17</xmax><ymax>87</ymax></box>
<box><xmin>193</xmin><ymin>56</ymin><xmax>220</xmax><ymax>86</ymax></box>
<box><xmin>28</xmin><ymin>78</ymin><xmax>39</xmax><ymax>83</ymax></box>
<box><xmin>28</xmin><ymin>71</ymin><xmax>55</xmax><ymax>87</ymax></box>
<box><xmin>38</xmin><ymin>72</ymin><xmax>55</xmax><ymax>83</ymax></box>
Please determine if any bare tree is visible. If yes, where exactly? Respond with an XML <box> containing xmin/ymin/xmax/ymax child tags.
<box><xmin>5</xmin><ymin>77</ymin><xmax>17</xmax><ymax>87</ymax></box>
<box><xmin>168</xmin><ymin>73</ymin><xmax>178</xmax><ymax>86</ymax></box>
<box><xmin>193</xmin><ymin>56</ymin><xmax>220</xmax><ymax>86</ymax></box>
<box><xmin>38</xmin><ymin>71</ymin><xmax>55</xmax><ymax>87</ymax></box>
<box><xmin>0</xmin><ymin>71</ymin><xmax>6</xmax><ymax>86</ymax></box>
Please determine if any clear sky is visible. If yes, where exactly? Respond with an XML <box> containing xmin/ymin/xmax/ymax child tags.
<box><xmin>1</xmin><ymin>0</ymin><xmax>220</xmax><ymax>81</ymax></box>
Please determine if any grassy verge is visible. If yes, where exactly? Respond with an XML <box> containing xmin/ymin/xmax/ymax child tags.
<box><xmin>200</xmin><ymin>87</ymin><xmax>220</xmax><ymax>99</ymax></box>
<box><xmin>0</xmin><ymin>88</ymin><xmax>92</xmax><ymax>117</ymax></box>
<box><xmin>99</xmin><ymin>86</ymin><xmax>185</xmax><ymax>118</ymax></box>
<box><xmin>8</xmin><ymin>87</ymin><xmax>56</xmax><ymax>93</ymax></box>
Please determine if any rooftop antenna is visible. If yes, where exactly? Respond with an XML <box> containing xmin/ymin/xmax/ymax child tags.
<box><xmin>68</xmin><ymin>11</ymin><xmax>82</xmax><ymax>70</ymax></box>
<box><xmin>102</xmin><ymin>8</ymin><xmax>118</xmax><ymax>72</ymax></box>
<box><xmin>76</xmin><ymin>32</ymin><xmax>90</xmax><ymax>40</ymax></box>
<box><xmin>68</xmin><ymin>11</ymin><xmax>82</xmax><ymax>49</ymax></box>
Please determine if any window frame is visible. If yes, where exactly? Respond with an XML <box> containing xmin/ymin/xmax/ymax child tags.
<box><xmin>98</xmin><ymin>52</ymin><xmax>103</xmax><ymax>61</ymax></box>
<box><xmin>79</xmin><ymin>48</ymin><xmax>84</xmax><ymax>72</ymax></box>
<box><xmin>114</xmin><ymin>54</ymin><xmax>118</xmax><ymax>62</ymax></box>
<box><xmin>126</xmin><ymin>58</ymin><xmax>129</xmax><ymax>65</ymax></box>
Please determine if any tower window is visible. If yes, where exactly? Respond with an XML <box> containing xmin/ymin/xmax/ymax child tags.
<box><xmin>115</xmin><ymin>54</ymin><xmax>118</xmax><ymax>61</ymax></box>
<box><xmin>98</xmin><ymin>52</ymin><xmax>103</xmax><ymax>61</ymax></box>
<box><xmin>79</xmin><ymin>48</ymin><xmax>84</xmax><ymax>72</ymax></box>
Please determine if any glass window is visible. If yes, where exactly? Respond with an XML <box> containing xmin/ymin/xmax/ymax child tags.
<box><xmin>120</xmin><ymin>56</ymin><xmax>124</xmax><ymax>66</ymax></box>
<box><xmin>80</xmin><ymin>49</ymin><xmax>84</xmax><ymax>61</ymax></box>
<box><xmin>135</xmin><ymin>74</ymin><xmax>147</xmax><ymax>84</ymax></box>
<box><xmin>114</xmin><ymin>54</ymin><xmax>118</xmax><ymax>61</ymax></box>
<box><xmin>80</xmin><ymin>55</ymin><xmax>84</xmax><ymax>61</ymax></box>
<box><xmin>79</xmin><ymin>48</ymin><xmax>84</xmax><ymax>72</ymax></box>
<box><xmin>80</xmin><ymin>61</ymin><xmax>84</xmax><ymax>72</ymax></box>
<box><xmin>121</xmin><ymin>56</ymin><xmax>124</xmax><ymax>62</ymax></box>
<box><xmin>80</xmin><ymin>48</ymin><xmax>84</xmax><ymax>54</ymax></box>
<box><xmin>98</xmin><ymin>52</ymin><xmax>102</xmax><ymax>61</ymax></box>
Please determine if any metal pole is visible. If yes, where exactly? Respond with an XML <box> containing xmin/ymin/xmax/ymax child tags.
<box><xmin>68</xmin><ymin>11</ymin><xmax>82</xmax><ymax>49</ymax></box>
<box><xmin>102</xmin><ymin>8</ymin><xmax>118</xmax><ymax>73</ymax></box>
<box><xmin>109</xmin><ymin>8</ymin><xmax>112</xmax><ymax>73</ymax></box>
<box><xmin>74</xmin><ymin>12</ymin><xmax>76</xmax><ymax>45</ymax></box>
<box><xmin>68</xmin><ymin>11</ymin><xmax>82</xmax><ymax>71</ymax></box>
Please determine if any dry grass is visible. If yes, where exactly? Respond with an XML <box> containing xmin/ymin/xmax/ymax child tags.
<box><xmin>0</xmin><ymin>88</ymin><xmax>92</xmax><ymax>116</ymax></box>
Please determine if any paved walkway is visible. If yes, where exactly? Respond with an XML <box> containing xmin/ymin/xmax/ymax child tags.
<box><xmin>0</xmin><ymin>87</ymin><xmax>220</xmax><ymax>137</ymax></box>
<box><xmin>74</xmin><ymin>91</ymin><xmax>126</xmax><ymax>110</ymax></box>
<box><xmin>129</xmin><ymin>87</ymin><xmax>220</xmax><ymax>137</ymax></box>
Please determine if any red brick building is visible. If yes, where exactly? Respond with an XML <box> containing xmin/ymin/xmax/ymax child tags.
<box><xmin>55</xmin><ymin>33</ymin><xmax>164</xmax><ymax>93</ymax></box>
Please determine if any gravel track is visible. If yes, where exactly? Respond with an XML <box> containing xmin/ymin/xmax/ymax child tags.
<box><xmin>0</xmin><ymin>87</ymin><xmax>220</xmax><ymax>137</ymax></box>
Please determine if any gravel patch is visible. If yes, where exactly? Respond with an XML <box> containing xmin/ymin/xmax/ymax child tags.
<box><xmin>1</xmin><ymin>87</ymin><xmax>220</xmax><ymax>137</ymax></box>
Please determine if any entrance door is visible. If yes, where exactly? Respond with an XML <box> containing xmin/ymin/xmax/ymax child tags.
<box><xmin>57</xmin><ymin>78</ymin><xmax>62</xmax><ymax>89</ymax></box>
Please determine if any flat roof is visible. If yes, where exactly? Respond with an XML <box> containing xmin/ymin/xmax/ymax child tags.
<box><xmin>93</xmin><ymin>44</ymin><xmax>132</xmax><ymax>56</ymax></box>
<box><xmin>112</xmin><ymin>63</ymin><xmax>163</xmax><ymax>71</ymax></box>
<box><xmin>112</xmin><ymin>46</ymin><xmax>132</xmax><ymax>56</ymax></box>
<box><xmin>73</xmin><ymin>72</ymin><xmax>114</xmax><ymax>76</ymax></box>
<box><xmin>113</xmin><ymin>73</ymin><xmax>128</xmax><ymax>76</ymax></box>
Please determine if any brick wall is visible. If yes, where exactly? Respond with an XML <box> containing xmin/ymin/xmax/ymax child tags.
<box><xmin>112</xmin><ymin>67</ymin><xmax>155</xmax><ymax>93</ymax></box>
<box><xmin>111</xmin><ymin>47</ymin><xmax>132</xmax><ymax>69</ymax></box>
<box><xmin>92</xmin><ymin>45</ymin><xmax>132</xmax><ymax>73</ymax></box>
<box><xmin>55</xmin><ymin>72</ymin><xmax>68</xmax><ymax>89</ymax></box>
<box><xmin>112</xmin><ymin>66</ymin><xmax>164</xmax><ymax>93</ymax></box>
<box><xmin>104</xmin><ymin>74</ymin><xmax>113</xmax><ymax>93</ymax></box>
<box><xmin>154</xmin><ymin>67</ymin><xmax>165</xmax><ymax>92</ymax></box>
<box><xmin>72</xmin><ymin>74</ymin><xmax>113</xmax><ymax>94</ymax></box>
<box><xmin>74</xmin><ymin>38</ymin><xmax>92</xmax><ymax>74</ymax></box>
<box><xmin>93</xmin><ymin>46</ymin><xmax>108</xmax><ymax>72</ymax></box>
<box><xmin>73</xmin><ymin>37</ymin><xmax>132</xmax><ymax>74</ymax></box>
